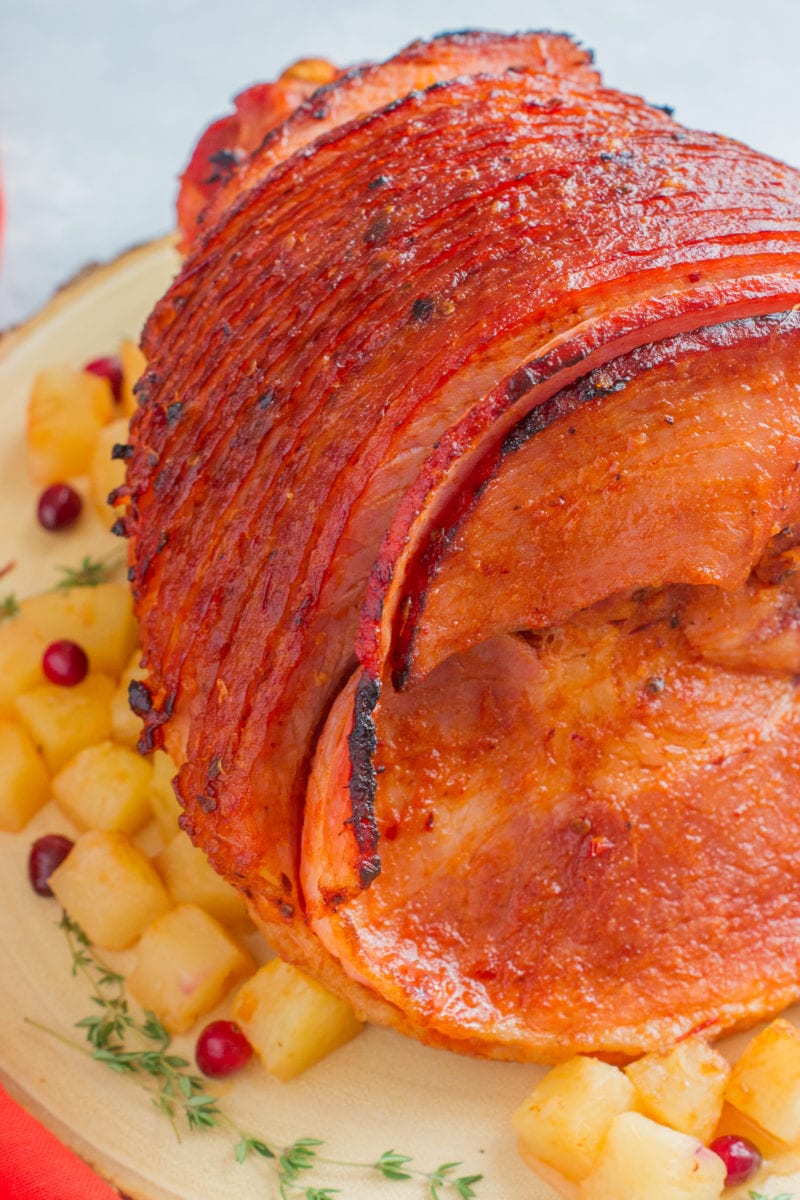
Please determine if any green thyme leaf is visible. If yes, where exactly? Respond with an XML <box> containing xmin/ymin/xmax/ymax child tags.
<box><xmin>454</xmin><ymin>1175</ymin><xmax>484</xmax><ymax>1199</ymax></box>
<box><xmin>235</xmin><ymin>1136</ymin><xmax>276</xmax><ymax>1163</ymax></box>
<box><xmin>0</xmin><ymin>592</ymin><xmax>19</xmax><ymax>620</ymax></box>
<box><xmin>54</xmin><ymin>554</ymin><xmax>122</xmax><ymax>589</ymax></box>
<box><xmin>377</xmin><ymin>1149</ymin><xmax>413</xmax><ymax>1180</ymax></box>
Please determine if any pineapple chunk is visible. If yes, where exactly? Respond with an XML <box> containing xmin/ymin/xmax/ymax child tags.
<box><xmin>713</xmin><ymin>1100</ymin><xmax>789</xmax><ymax>1159</ymax></box>
<box><xmin>27</xmin><ymin>365</ymin><xmax>114</xmax><ymax>483</ymax></box>
<box><xmin>21</xmin><ymin>584</ymin><xmax>138</xmax><ymax>677</ymax></box>
<box><xmin>0</xmin><ymin>718</ymin><xmax>52</xmax><ymax>831</ymax></box>
<box><xmin>156</xmin><ymin>831</ymin><xmax>250</xmax><ymax>928</ymax></box>
<box><xmin>52</xmin><ymin>740</ymin><xmax>153</xmax><ymax>834</ymax></box>
<box><xmin>110</xmin><ymin>651</ymin><xmax>148</xmax><ymax>748</ymax></box>
<box><xmin>49</xmin><ymin>830</ymin><xmax>170</xmax><ymax>950</ymax></box>
<box><xmin>513</xmin><ymin>1056</ymin><xmax>638</xmax><ymax>1182</ymax></box>
<box><xmin>128</xmin><ymin>904</ymin><xmax>254</xmax><ymax>1033</ymax></box>
<box><xmin>119</xmin><ymin>339</ymin><xmax>146</xmax><ymax>418</ymax></box>
<box><xmin>624</xmin><ymin>1038</ymin><xmax>730</xmax><ymax>1142</ymax></box>
<box><xmin>89</xmin><ymin>417</ymin><xmax>129</xmax><ymax>528</ymax></box>
<box><xmin>14</xmin><ymin>674</ymin><xmax>115</xmax><ymax>772</ymax></box>
<box><xmin>579</xmin><ymin>1111</ymin><xmax>726</xmax><ymax>1200</ymax></box>
<box><xmin>725</xmin><ymin>1017</ymin><xmax>800</xmax><ymax>1143</ymax></box>
<box><xmin>0</xmin><ymin>615</ymin><xmax>46</xmax><ymax>715</ymax></box>
<box><xmin>148</xmin><ymin>749</ymin><xmax>183</xmax><ymax>839</ymax></box>
<box><xmin>232</xmin><ymin>959</ymin><xmax>364</xmax><ymax>1081</ymax></box>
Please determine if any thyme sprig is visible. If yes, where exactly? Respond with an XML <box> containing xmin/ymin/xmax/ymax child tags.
<box><xmin>54</xmin><ymin>552</ymin><xmax>124</xmax><ymax>589</ymax></box>
<box><xmin>36</xmin><ymin>914</ymin><xmax>484</xmax><ymax>1199</ymax></box>
<box><xmin>232</xmin><ymin>1138</ymin><xmax>483</xmax><ymax>1200</ymax></box>
<box><xmin>53</xmin><ymin>914</ymin><xmax>220</xmax><ymax>1136</ymax></box>
<box><xmin>0</xmin><ymin>552</ymin><xmax>124</xmax><ymax>621</ymax></box>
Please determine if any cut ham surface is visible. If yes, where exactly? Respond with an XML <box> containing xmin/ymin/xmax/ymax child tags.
<box><xmin>303</xmin><ymin>318</ymin><xmax>800</xmax><ymax>1057</ymax></box>
<box><xmin>125</xmin><ymin>31</ymin><xmax>800</xmax><ymax>1059</ymax></box>
<box><xmin>388</xmin><ymin>312</ymin><xmax>800</xmax><ymax>686</ymax></box>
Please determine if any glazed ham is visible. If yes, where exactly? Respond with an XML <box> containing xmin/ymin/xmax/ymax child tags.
<box><xmin>124</xmin><ymin>31</ymin><xmax>800</xmax><ymax>1061</ymax></box>
<box><xmin>175</xmin><ymin>57</ymin><xmax>341</xmax><ymax>251</ymax></box>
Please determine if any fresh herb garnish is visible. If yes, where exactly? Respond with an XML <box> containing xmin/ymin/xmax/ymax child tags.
<box><xmin>32</xmin><ymin>914</ymin><xmax>484</xmax><ymax>1199</ymax></box>
<box><xmin>748</xmin><ymin>1192</ymin><xmax>796</xmax><ymax>1200</ymax></box>
<box><xmin>33</xmin><ymin>914</ymin><xmax>220</xmax><ymax>1137</ymax></box>
<box><xmin>0</xmin><ymin>552</ymin><xmax>122</xmax><ymax>619</ymax></box>
<box><xmin>54</xmin><ymin>553</ymin><xmax>123</xmax><ymax>589</ymax></box>
<box><xmin>0</xmin><ymin>592</ymin><xmax>20</xmax><ymax>620</ymax></box>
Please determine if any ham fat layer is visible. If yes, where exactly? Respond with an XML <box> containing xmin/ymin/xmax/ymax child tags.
<box><xmin>125</xmin><ymin>31</ymin><xmax>800</xmax><ymax>1060</ymax></box>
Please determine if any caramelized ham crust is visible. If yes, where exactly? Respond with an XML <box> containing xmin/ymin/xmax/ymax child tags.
<box><xmin>125</xmin><ymin>31</ymin><xmax>800</xmax><ymax>1060</ymax></box>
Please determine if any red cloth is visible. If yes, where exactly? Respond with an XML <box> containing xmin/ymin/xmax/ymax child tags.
<box><xmin>0</xmin><ymin>1083</ymin><xmax>120</xmax><ymax>1199</ymax></box>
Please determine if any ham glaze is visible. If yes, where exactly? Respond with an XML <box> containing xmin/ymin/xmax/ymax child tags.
<box><xmin>123</xmin><ymin>30</ymin><xmax>800</xmax><ymax>1061</ymax></box>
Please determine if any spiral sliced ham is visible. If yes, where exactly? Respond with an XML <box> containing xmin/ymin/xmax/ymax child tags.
<box><xmin>177</xmin><ymin>30</ymin><xmax>599</xmax><ymax>248</ymax></box>
<box><xmin>124</xmin><ymin>31</ymin><xmax>800</xmax><ymax>1061</ymax></box>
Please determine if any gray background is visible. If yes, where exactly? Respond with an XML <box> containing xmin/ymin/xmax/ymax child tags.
<box><xmin>2</xmin><ymin>0</ymin><xmax>799</xmax><ymax>327</ymax></box>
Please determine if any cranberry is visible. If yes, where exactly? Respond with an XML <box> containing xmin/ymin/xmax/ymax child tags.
<box><xmin>28</xmin><ymin>834</ymin><xmax>74</xmax><ymax>896</ymax></box>
<box><xmin>37</xmin><ymin>483</ymin><xmax>82</xmax><ymax>531</ymax></box>
<box><xmin>195</xmin><ymin>1020</ymin><xmax>253</xmax><ymax>1077</ymax></box>
<box><xmin>709</xmin><ymin>1134</ymin><xmax>762</xmax><ymax>1186</ymax></box>
<box><xmin>42</xmin><ymin>639</ymin><xmax>89</xmax><ymax>686</ymax></box>
<box><xmin>84</xmin><ymin>356</ymin><xmax>123</xmax><ymax>402</ymax></box>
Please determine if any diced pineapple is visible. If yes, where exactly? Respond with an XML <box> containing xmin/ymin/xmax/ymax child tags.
<box><xmin>14</xmin><ymin>674</ymin><xmax>115</xmax><ymax>772</ymax></box>
<box><xmin>52</xmin><ymin>739</ymin><xmax>153</xmax><ymax>834</ymax></box>
<box><xmin>232</xmin><ymin>959</ymin><xmax>364</xmax><ymax>1082</ymax></box>
<box><xmin>156</xmin><ymin>831</ymin><xmax>250</xmax><ymax>928</ymax></box>
<box><xmin>0</xmin><ymin>718</ymin><xmax>52</xmax><ymax>831</ymax></box>
<box><xmin>49</xmin><ymin>829</ymin><xmax>170</xmax><ymax>950</ymax></box>
<box><xmin>513</xmin><ymin>1056</ymin><xmax>638</xmax><ymax>1183</ymax></box>
<box><xmin>21</xmin><ymin>584</ymin><xmax>138</xmax><ymax>677</ymax></box>
<box><xmin>27</xmin><ymin>365</ymin><xmax>114</xmax><ymax>483</ymax></box>
<box><xmin>725</xmin><ymin>1018</ymin><xmax>800</xmax><ymax>1143</ymax></box>
<box><xmin>281</xmin><ymin>58</ymin><xmax>338</xmax><ymax>84</ymax></box>
<box><xmin>712</xmin><ymin>1101</ymin><xmax>789</xmax><ymax>1160</ymax></box>
<box><xmin>110</xmin><ymin>651</ymin><xmax>148</xmax><ymax>748</ymax></box>
<box><xmin>148</xmin><ymin>749</ymin><xmax>183</xmax><ymax>839</ymax></box>
<box><xmin>579</xmin><ymin>1111</ymin><xmax>726</xmax><ymax>1200</ymax></box>
<box><xmin>0</xmin><ymin>615</ymin><xmax>46</xmax><ymax>715</ymax></box>
<box><xmin>90</xmin><ymin>417</ymin><xmax>129</xmax><ymax>528</ymax></box>
<box><xmin>624</xmin><ymin>1038</ymin><xmax>730</xmax><ymax>1143</ymax></box>
<box><xmin>127</xmin><ymin>904</ymin><xmax>254</xmax><ymax>1033</ymax></box>
<box><xmin>119</xmin><ymin>339</ymin><xmax>146</xmax><ymax>418</ymax></box>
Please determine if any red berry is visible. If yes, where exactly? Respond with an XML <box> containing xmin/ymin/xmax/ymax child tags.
<box><xmin>195</xmin><ymin>1020</ymin><xmax>253</xmax><ymax>1077</ymax></box>
<box><xmin>37</xmin><ymin>483</ymin><xmax>83</xmax><ymax>531</ymax></box>
<box><xmin>84</xmin><ymin>355</ymin><xmax>123</xmax><ymax>402</ymax></box>
<box><xmin>42</xmin><ymin>639</ymin><xmax>89</xmax><ymax>686</ymax></box>
<box><xmin>28</xmin><ymin>834</ymin><xmax>74</xmax><ymax>896</ymax></box>
<box><xmin>709</xmin><ymin>1134</ymin><xmax>762</xmax><ymax>1186</ymax></box>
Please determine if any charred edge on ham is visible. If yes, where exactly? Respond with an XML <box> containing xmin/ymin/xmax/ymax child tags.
<box><xmin>346</xmin><ymin>672</ymin><xmax>382</xmax><ymax>886</ymax></box>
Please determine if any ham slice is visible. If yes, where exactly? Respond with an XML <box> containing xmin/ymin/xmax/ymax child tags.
<box><xmin>178</xmin><ymin>30</ymin><xmax>599</xmax><ymax>247</ymax></box>
<box><xmin>124</xmin><ymin>31</ymin><xmax>800</xmax><ymax>1060</ymax></box>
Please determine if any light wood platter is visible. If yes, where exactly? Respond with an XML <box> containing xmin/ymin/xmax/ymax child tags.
<box><xmin>0</xmin><ymin>237</ymin><xmax>798</xmax><ymax>1200</ymax></box>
